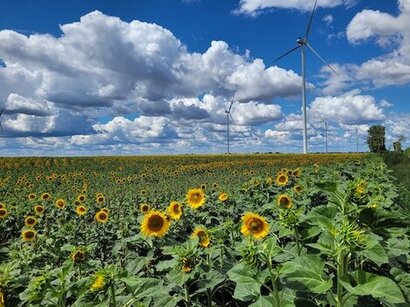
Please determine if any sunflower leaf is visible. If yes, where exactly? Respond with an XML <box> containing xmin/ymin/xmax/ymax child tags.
<box><xmin>281</xmin><ymin>255</ymin><xmax>332</xmax><ymax>293</ymax></box>
<box><xmin>340</xmin><ymin>270</ymin><xmax>405</xmax><ymax>304</ymax></box>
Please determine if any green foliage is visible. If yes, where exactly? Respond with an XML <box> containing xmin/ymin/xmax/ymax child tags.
<box><xmin>0</xmin><ymin>154</ymin><xmax>409</xmax><ymax>306</ymax></box>
<box><xmin>367</xmin><ymin>125</ymin><xmax>387</xmax><ymax>153</ymax></box>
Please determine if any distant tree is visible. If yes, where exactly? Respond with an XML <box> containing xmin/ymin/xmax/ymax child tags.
<box><xmin>393</xmin><ymin>135</ymin><xmax>406</xmax><ymax>152</ymax></box>
<box><xmin>367</xmin><ymin>125</ymin><xmax>386</xmax><ymax>153</ymax></box>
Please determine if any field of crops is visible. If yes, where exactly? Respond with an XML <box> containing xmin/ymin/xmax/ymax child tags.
<box><xmin>0</xmin><ymin>154</ymin><xmax>409</xmax><ymax>307</ymax></box>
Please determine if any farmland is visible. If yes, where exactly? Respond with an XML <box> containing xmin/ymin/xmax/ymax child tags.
<box><xmin>0</xmin><ymin>153</ymin><xmax>409</xmax><ymax>306</ymax></box>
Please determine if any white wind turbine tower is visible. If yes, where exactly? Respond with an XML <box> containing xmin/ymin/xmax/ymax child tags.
<box><xmin>272</xmin><ymin>0</ymin><xmax>337</xmax><ymax>154</ymax></box>
<box><xmin>225</xmin><ymin>95</ymin><xmax>235</xmax><ymax>154</ymax></box>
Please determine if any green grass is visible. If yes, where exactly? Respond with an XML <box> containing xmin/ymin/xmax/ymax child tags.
<box><xmin>381</xmin><ymin>152</ymin><xmax>410</xmax><ymax>212</ymax></box>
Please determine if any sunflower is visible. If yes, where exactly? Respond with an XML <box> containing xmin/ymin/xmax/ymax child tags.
<box><xmin>140</xmin><ymin>203</ymin><xmax>150</xmax><ymax>214</ymax></box>
<box><xmin>212</xmin><ymin>183</ymin><xmax>218</xmax><ymax>189</ymax></box>
<box><xmin>25</xmin><ymin>216</ymin><xmax>38</xmax><ymax>227</ymax></box>
<box><xmin>277</xmin><ymin>194</ymin><xmax>293</xmax><ymax>209</ymax></box>
<box><xmin>55</xmin><ymin>199</ymin><xmax>66</xmax><ymax>209</ymax></box>
<box><xmin>34</xmin><ymin>204</ymin><xmax>45</xmax><ymax>215</ymax></box>
<box><xmin>95</xmin><ymin>210</ymin><xmax>109</xmax><ymax>223</ymax></box>
<box><xmin>0</xmin><ymin>208</ymin><xmax>8</xmax><ymax>219</ymax></box>
<box><xmin>200</xmin><ymin>184</ymin><xmax>207</xmax><ymax>190</ymax></box>
<box><xmin>96</xmin><ymin>195</ymin><xmax>105</xmax><ymax>204</ymax></box>
<box><xmin>28</xmin><ymin>193</ymin><xmax>36</xmax><ymax>201</ymax></box>
<box><xmin>240</xmin><ymin>212</ymin><xmax>269</xmax><ymax>240</ymax></box>
<box><xmin>294</xmin><ymin>185</ymin><xmax>303</xmax><ymax>194</ymax></box>
<box><xmin>77</xmin><ymin>194</ymin><xmax>86</xmax><ymax>202</ymax></box>
<box><xmin>218</xmin><ymin>192</ymin><xmax>228</xmax><ymax>202</ymax></box>
<box><xmin>141</xmin><ymin>210</ymin><xmax>170</xmax><ymax>238</ymax></box>
<box><xmin>181</xmin><ymin>257</ymin><xmax>193</xmax><ymax>273</ymax></box>
<box><xmin>22</xmin><ymin>229</ymin><xmax>37</xmax><ymax>242</ymax></box>
<box><xmin>71</xmin><ymin>249</ymin><xmax>86</xmax><ymax>263</ymax></box>
<box><xmin>140</xmin><ymin>190</ymin><xmax>148</xmax><ymax>196</ymax></box>
<box><xmin>266</xmin><ymin>177</ymin><xmax>274</xmax><ymax>186</ymax></box>
<box><xmin>76</xmin><ymin>205</ymin><xmax>88</xmax><ymax>216</ymax></box>
<box><xmin>0</xmin><ymin>203</ymin><xmax>5</xmax><ymax>209</ymax></box>
<box><xmin>275</xmin><ymin>173</ymin><xmax>289</xmax><ymax>186</ymax></box>
<box><xmin>191</xmin><ymin>227</ymin><xmax>210</xmax><ymax>247</ymax></box>
<box><xmin>293</xmin><ymin>168</ymin><xmax>301</xmax><ymax>178</ymax></box>
<box><xmin>90</xmin><ymin>274</ymin><xmax>105</xmax><ymax>291</ymax></box>
<box><xmin>186</xmin><ymin>188</ymin><xmax>206</xmax><ymax>209</ymax></box>
<box><xmin>167</xmin><ymin>201</ymin><xmax>183</xmax><ymax>220</ymax></box>
<box><xmin>41</xmin><ymin>192</ymin><xmax>51</xmax><ymax>201</ymax></box>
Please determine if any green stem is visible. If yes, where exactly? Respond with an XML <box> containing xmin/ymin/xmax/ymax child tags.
<box><xmin>336</xmin><ymin>253</ymin><xmax>345</xmax><ymax>307</ymax></box>
<box><xmin>220</xmin><ymin>245</ymin><xmax>224</xmax><ymax>269</ymax></box>
<box><xmin>110</xmin><ymin>281</ymin><xmax>117</xmax><ymax>307</ymax></box>
<box><xmin>266</xmin><ymin>255</ymin><xmax>281</xmax><ymax>306</ymax></box>
<box><xmin>294</xmin><ymin>226</ymin><xmax>301</xmax><ymax>256</ymax></box>
<box><xmin>185</xmin><ymin>283</ymin><xmax>190</xmax><ymax>306</ymax></box>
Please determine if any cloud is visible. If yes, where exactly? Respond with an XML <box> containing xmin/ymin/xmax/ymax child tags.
<box><xmin>2</xmin><ymin>112</ymin><xmax>94</xmax><ymax>137</ymax></box>
<box><xmin>230</xmin><ymin>101</ymin><xmax>282</xmax><ymax>125</ymax></box>
<box><xmin>0</xmin><ymin>12</ymin><xmax>302</xmax><ymax>108</ymax></box>
<box><xmin>170</xmin><ymin>99</ymin><xmax>210</xmax><ymax>120</ymax></box>
<box><xmin>308</xmin><ymin>94</ymin><xmax>385</xmax><ymax>125</ymax></box>
<box><xmin>235</xmin><ymin>0</ymin><xmax>356</xmax><ymax>16</ymax></box>
<box><xmin>5</xmin><ymin>94</ymin><xmax>53</xmax><ymax>116</ymax></box>
<box><xmin>323</xmin><ymin>14</ymin><xmax>334</xmax><ymax>27</ymax></box>
<box><xmin>343</xmin><ymin>0</ymin><xmax>410</xmax><ymax>87</ymax></box>
<box><xmin>0</xmin><ymin>11</ymin><xmax>301</xmax><ymax>142</ymax></box>
<box><xmin>264</xmin><ymin>129</ymin><xmax>291</xmax><ymax>144</ymax></box>
<box><xmin>346</xmin><ymin>9</ymin><xmax>405</xmax><ymax>44</ymax></box>
<box><xmin>75</xmin><ymin>116</ymin><xmax>176</xmax><ymax>146</ymax></box>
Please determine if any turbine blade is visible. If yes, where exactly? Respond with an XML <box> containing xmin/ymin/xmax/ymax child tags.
<box><xmin>305</xmin><ymin>0</ymin><xmax>318</xmax><ymax>40</ymax></box>
<box><xmin>0</xmin><ymin>104</ymin><xmax>5</xmax><ymax>117</ymax></box>
<box><xmin>306</xmin><ymin>43</ymin><xmax>339</xmax><ymax>75</ymax></box>
<box><xmin>229</xmin><ymin>113</ymin><xmax>235</xmax><ymax>124</ymax></box>
<box><xmin>0</xmin><ymin>122</ymin><xmax>3</xmax><ymax>135</ymax></box>
<box><xmin>228</xmin><ymin>101</ymin><xmax>234</xmax><ymax>113</ymax></box>
<box><xmin>272</xmin><ymin>45</ymin><xmax>301</xmax><ymax>63</ymax></box>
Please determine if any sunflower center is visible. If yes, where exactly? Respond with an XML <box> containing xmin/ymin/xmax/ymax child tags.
<box><xmin>148</xmin><ymin>215</ymin><xmax>164</xmax><ymax>231</ymax></box>
<box><xmin>27</xmin><ymin>218</ymin><xmax>35</xmax><ymax>224</ymax></box>
<box><xmin>249</xmin><ymin>219</ymin><xmax>262</xmax><ymax>233</ymax></box>
<box><xmin>191</xmin><ymin>193</ymin><xmax>200</xmax><ymax>202</ymax></box>
<box><xmin>279</xmin><ymin>176</ymin><xmax>286</xmax><ymax>183</ymax></box>
<box><xmin>197</xmin><ymin>230</ymin><xmax>205</xmax><ymax>240</ymax></box>
<box><xmin>173</xmin><ymin>205</ymin><xmax>180</xmax><ymax>213</ymax></box>
<box><xmin>280</xmin><ymin>197</ymin><xmax>290</xmax><ymax>207</ymax></box>
<box><xmin>25</xmin><ymin>231</ymin><xmax>35</xmax><ymax>239</ymax></box>
<box><xmin>98</xmin><ymin>212</ymin><xmax>107</xmax><ymax>220</ymax></box>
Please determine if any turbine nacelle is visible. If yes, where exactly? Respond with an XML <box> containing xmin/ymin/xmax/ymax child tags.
<box><xmin>296</xmin><ymin>37</ymin><xmax>306</xmax><ymax>45</ymax></box>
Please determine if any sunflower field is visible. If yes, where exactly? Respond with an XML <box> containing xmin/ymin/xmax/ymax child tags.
<box><xmin>0</xmin><ymin>153</ymin><xmax>409</xmax><ymax>306</ymax></box>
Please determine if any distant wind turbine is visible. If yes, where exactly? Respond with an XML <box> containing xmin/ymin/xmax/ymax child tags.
<box><xmin>273</xmin><ymin>0</ymin><xmax>338</xmax><ymax>154</ymax></box>
<box><xmin>225</xmin><ymin>95</ymin><xmax>235</xmax><ymax>154</ymax></box>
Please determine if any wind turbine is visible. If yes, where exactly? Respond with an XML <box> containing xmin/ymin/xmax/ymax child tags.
<box><xmin>225</xmin><ymin>95</ymin><xmax>235</xmax><ymax>154</ymax></box>
<box><xmin>273</xmin><ymin>0</ymin><xmax>337</xmax><ymax>154</ymax></box>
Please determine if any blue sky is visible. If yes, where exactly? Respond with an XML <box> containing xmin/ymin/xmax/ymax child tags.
<box><xmin>0</xmin><ymin>0</ymin><xmax>409</xmax><ymax>155</ymax></box>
